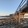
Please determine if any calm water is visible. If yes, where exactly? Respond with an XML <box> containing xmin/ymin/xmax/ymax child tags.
<box><xmin>0</xmin><ymin>17</ymin><xmax>9</xmax><ymax>19</ymax></box>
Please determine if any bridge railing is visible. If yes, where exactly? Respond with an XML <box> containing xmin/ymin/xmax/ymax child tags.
<box><xmin>16</xmin><ymin>0</ymin><xmax>27</xmax><ymax>13</ymax></box>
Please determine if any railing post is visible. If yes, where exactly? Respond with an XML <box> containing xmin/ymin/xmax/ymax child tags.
<box><xmin>19</xmin><ymin>13</ymin><xmax>20</xmax><ymax>23</ymax></box>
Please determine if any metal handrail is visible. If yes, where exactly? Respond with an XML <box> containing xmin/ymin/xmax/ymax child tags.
<box><xmin>16</xmin><ymin>0</ymin><xmax>27</xmax><ymax>12</ymax></box>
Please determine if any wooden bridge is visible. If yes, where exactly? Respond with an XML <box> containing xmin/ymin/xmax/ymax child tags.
<box><xmin>15</xmin><ymin>0</ymin><xmax>28</xmax><ymax>23</ymax></box>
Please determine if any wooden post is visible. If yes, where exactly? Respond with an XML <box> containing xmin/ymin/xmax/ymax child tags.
<box><xmin>19</xmin><ymin>13</ymin><xmax>20</xmax><ymax>23</ymax></box>
<box><xmin>22</xmin><ymin>13</ymin><xmax>25</xmax><ymax>20</ymax></box>
<box><xmin>19</xmin><ymin>12</ymin><xmax>25</xmax><ymax>23</ymax></box>
<box><xmin>23</xmin><ymin>14</ymin><xmax>24</xmax><ymax>20</ymax></box>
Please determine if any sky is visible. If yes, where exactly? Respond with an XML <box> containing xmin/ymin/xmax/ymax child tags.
<box><xmin>0</xmin><ymin>0</ymin><xmax>22</xmax><ymax>16</ymax></box>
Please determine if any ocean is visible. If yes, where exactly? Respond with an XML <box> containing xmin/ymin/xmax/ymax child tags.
<box><xmin>0</xmin><ymin>17</ymin><xmax>9</xmax><ymax>19</ymax></box>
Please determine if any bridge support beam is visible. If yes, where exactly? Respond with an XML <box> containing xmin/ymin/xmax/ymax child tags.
<box><xmin>19</xmin><ymin>12</ymin><xmax>25</xmax><ymax>23</ymax></box>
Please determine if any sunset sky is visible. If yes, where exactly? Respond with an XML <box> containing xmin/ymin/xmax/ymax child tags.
<box><xmin>0</xmin><ymin>0</ymin><xmax>22</xmax><ymax>16</ymax></box>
